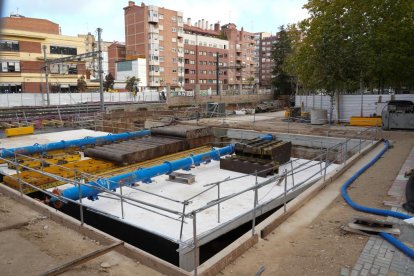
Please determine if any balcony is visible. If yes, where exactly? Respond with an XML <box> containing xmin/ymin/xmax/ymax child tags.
<box><xmin>149</xmin><ymin>26</ymin><xmax>159</xmax><ymax>34</ymax></box>
<box><xmin>177</xmin><ymin>30</ymin><xmax>184</xmax><ymax>38</ymax></box>
<box><xmin>148</xmin><ymin>59</ymin><xmax>160</xmax><ymax>66</ymax></box>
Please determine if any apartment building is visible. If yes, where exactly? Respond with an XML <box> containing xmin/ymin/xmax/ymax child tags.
<box><xmin>0</xmin><ymin>15</ymin><xmax>92</xmax><ymax>93</ymax></box>
<box><xmin>108</xmin><ymin>42</ymin><xmax>126</xmax><ymax>77</ymax></box>
<box><xmin>121</xmin><ymin>2</ymin><xmax>259</xmax><ymax>91</ymax></box>
<box><xmin>124</xmin><ymin>1</ymin><xmax>184</xmax><ymax>89</ymax></box>
<box><xmin>183</xmin><ymin>20</ymin><xmax>229</xmax><ymax>91</ymax></box>
<box><xmin>258</xmin><ymin>35</ymin><xmax>277</xmax><ymax>88</ymax></box>
<box><xmin>221</xmin><ymin>24</ymin><xmax>256</xmax><ymax>90</ymax></box>
<box><xmin>254</xmin><ymin>32</ymin><xmax>271</xmax><ymax>85</ymax></box>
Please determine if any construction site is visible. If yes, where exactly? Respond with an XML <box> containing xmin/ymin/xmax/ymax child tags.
<box><xmin>1</xmin><ymin>0</ymin><xmax>414</xmax><ymax>274</ymax></box>
<box><xmin>0</xmin><ymin>95</ymin><xmax>413</xmax><ymax>276</ymax></box>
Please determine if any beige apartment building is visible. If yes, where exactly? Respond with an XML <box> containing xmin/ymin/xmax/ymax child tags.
<box><xmin>0</xmin><ymin>15</ymin><xmax>95</xmax><ymax>93</ymax></box>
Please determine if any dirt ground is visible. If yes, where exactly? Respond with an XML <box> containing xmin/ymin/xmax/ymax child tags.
<box><xmin>0</xmin><ymin>192</ymin><xmax>160</xmax><ymax>276</ymax></box>
<box><xmin>219</xmin><ymin>130</ymin><xmax>414</xmax><ymax>276</ymax></box>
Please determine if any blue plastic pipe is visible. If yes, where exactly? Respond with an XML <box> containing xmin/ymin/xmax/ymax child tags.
<box><xmin>0</xmin><ymin>130</ymin><xmax>151</xmax><ymax>158</ymax></box>
<box><xmin>51</xmin><ymin>144</ymin><xmax>235</xmax><ymax>203</ymax></box>
<box><xmin>341</xmin><ymin>140</ymin><xmax>414</xmax><ymax>259</ymax></box>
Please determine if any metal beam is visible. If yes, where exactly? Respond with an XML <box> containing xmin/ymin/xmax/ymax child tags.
<box><xmin>45</xmin><ymin>51</ymin><xmax>100</xmax><ymax>65</ymax></box>
<box><xmin>39</xmin><ymin>241</ymin><xmax>124</xmax><ymax>276</ymax></box>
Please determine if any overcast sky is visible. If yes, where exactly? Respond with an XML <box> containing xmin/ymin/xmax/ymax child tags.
<box><xmin>3</xmin><ymin>0</ymin><xmax>308</xmax><ymax>42</ymax></box>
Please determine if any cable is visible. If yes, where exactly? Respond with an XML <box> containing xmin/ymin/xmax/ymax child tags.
<box><xmin>340</xmin><ymin>140</ymin><xmax>414</xmax><ymax>259</ymax></box>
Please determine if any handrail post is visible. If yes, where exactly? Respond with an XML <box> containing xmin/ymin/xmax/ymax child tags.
<box><xmin>192</xmin><ymin>212</ymin><xmax>198</xmax><ymax>276</ymax></box>
<box><xmin>283</xmin><ymin>169</ymin><xmax>287</xmax><ymax>213</ymax></box>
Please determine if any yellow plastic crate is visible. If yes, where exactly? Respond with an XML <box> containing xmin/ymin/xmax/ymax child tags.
<box><xmin>5</xmin><ymin>125</ymin><xmax>34</xmax><ymax>137</ymax></box>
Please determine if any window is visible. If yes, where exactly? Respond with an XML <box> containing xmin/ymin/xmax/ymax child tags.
<box><xmin>177</xmin><ymin>16</ymin><xmax>183</xmax><ymax>23</ymax></box>
<box><xmin>190</xmin><ymin>79</ymin><xmax>195</xmax><ymax>84</ymax></box>
<box><xmin>172</xmin><ymin>58</ymin><xmax>177</xmax><ymax>63</ymax></box>
<box><xmin>0</xmin><ymin>83</ymin><xmax>22</xmax><ymax>93</ymax></box>
<box><xmin>0</xmin><ymin>40</ymin><xmax>19</xmax><ymax>52</ymax></box>
<box><xmin>172</xmin><ymin>48</ymin><xmax>177</xmax><ymax>52</ymax></box>
<box><xmin>159</xmin><ymin>35</ymin><xmax>164</xmax><ymax>41</ymax></box>
<box><xmin>159</xmin><ymin>13</ymin><xmax>164</xmax><ymax>19</ymax></box>
<box><xmin>159</xmin><ymin>25</ymin><xmax>164</xmax><ymax>30</ymax></box>
<box><xmin>159</xmin><ymin>46</ymin><xmax>164</xmax><ymax>51</ymax></box>
<box><xmin>185</xmin><ymin>59</ymin><xmax>190</xmax><ymax>64</ymax></box>
<box><xmin>172</xmin><ymin>16</ymin><xmax>176</xmax><ymax>22</ymax></box>
<box><xmin>68</xmin><ymin>64</ymin><xmax>77</xmax><ymax>74</ymax></box>
<box><xmin>172</xmin><ymin>37</ymin><xmax>177</xmax><ymax>43</ymax></box>
<box><xmin>190</xmin><ymin>60</ymin><xmax>195</xmax><ymax>65</ymax></box>
<box><xmin>172</xmin><ymin>68</ymin><xmax>177</xmax><ymax>73</ymax></box>
<box><xmin>172</xmin><ymin>27</ymin><xmax>177</xmax><ymax>32</ymax></box>
<box><xmin>160</xmin><ymin>56</ymin><xmax>165</xmax><ymax>62</ymax></box>
<box><xmin>159</xmin><ymin>66</ymin><xmax>164</xmax><ymax>72</ymax></box>
<box><xmin>50</xmin><ymin>45</ymin><xmax>77</xmax><ymax>55</ymax></box>
<box><xmin>184</xmin><ymin>39</ymin><xmax>189</xmax><ymax>44</ymax></box>
<box><xmin>1</xmin><ymin>61</ymin><xmax>20</xmax><ymax>72</ymax></box>
<box><xmin>190</xmin><ymin>50</ymin><xmax>195</xmax><ymax>55</ymax></box>
<box><xmin>190</xmin><ymin>70</ymin><xmax>196</xmax><ymax>74</ymax></box>
<box><xmin>184</xmin><ymin>49</ymin><xmax>189</xmax><ymax>54</ymax></box>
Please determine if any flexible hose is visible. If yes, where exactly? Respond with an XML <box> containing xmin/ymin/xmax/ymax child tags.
<box><xmin>340</xmin><ymin>140</ymin><xmax>414</xmax><ymax>259</ymax></box>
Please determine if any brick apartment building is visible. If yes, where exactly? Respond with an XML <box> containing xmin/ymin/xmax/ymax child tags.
<box><xmin>117</xmin><ymin>1</ymin><xmax>260</xmax><ymax>92</ymax></box>
<box><xmin>182</xmin><ymin>20</ymin><xmax>229</xmax><ymax>91</ymax></box>
<box><xmin>258</xmin><ymin>34</ymin><xmax>277</xmax><ymax>88</ymax></box>
<box><xmin>0</xmin><ymin>15</ymin><xmax>93</xmax><ymax>93</ymax></box>
<box><xmin>221</xmin><ymin>23</ymin><xmax>256</xmax><ymax>90</ymax></box>
<box><xmin>123</xmin><ymin>1</ymin><xmax>184</xmax><ymax>89</ymax></box>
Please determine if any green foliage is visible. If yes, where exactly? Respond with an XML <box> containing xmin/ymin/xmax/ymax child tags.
<box><xmin>125</xmin><ymin>76</ymin><xmax>140</xmax><ymax>95</ymax></box>
<box><xmin>285</xmin><ymin>0</ymin><xmax>414</xmax><ymax>93</ymax></box>
<box><xmin>103</xmin><ymin>73</ymin><xmax>115</xmax><ymax>91</ymax></box>
<box><xmin>77</xmin><ymin>75</ymin><xmax>87</xmax><ymax>92</ymax></box>
<box><xmin>271</xmin><ymin>25</ymin><xmax>295</xmax><ymax>96</ymax></box>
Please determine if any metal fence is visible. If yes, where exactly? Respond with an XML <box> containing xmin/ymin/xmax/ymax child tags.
<box><xmin>0</xmin><ymin>91</ymin><xmax>163</xmax><ymax>107</ymax></box>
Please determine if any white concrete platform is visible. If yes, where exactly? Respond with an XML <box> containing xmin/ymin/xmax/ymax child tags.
<box><xmin>75</xmin><ymin>158</ymin><xmax>338</xmax><ymax>245</ymax></box>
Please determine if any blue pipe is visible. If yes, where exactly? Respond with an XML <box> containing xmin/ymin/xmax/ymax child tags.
<box><xmin>0</xmin><ymin>130</ymin><xmax>151</xmax><ymax>158</ymax></box>
<box><xmin>51</xmin><ymin>144</ymin><xmax>235</xmax><ymax>203</ymax></box>
<box><xmin>259</xmin><ymin>134</ymin><xmax>274</xmax><ymax>141</ymax></box>
<box><xmin>341</xmin><ymin>140</ymin><xmax>414</xmax><ymax>259</ymax></box>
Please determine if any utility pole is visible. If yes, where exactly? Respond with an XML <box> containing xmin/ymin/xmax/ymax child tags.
<box><xmin>42</xmin><ymin>45</ymin><xmax>50</xmax><ymax>106</ymax></box>
<box><xmin>216</xmin><ymin>52</ymin><xmax>219</xmax><ymax>96</ymax></box>
<box><xmin>97</xmin><ymin>28</ymin><xmax>104</xmax><ymax>112</ymax></box>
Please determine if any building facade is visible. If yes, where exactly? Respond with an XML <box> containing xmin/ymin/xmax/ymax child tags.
<box><xmin>221</xmin><ymin>24</ymin><xmax>256</xmax><ymax>90</ymax></box>
<box><xmin>183</xmin><ymin>21</ymin><xmax>229</xmax><ymax>91</ymax></box>
<box><xmin>124</xmin><ymin>1</ymin><xmax>184</xmax><ymax>89</ymax></box>
<box><xmin>0</xmin><ymin>15</ymin><xmax>93</xmax><ymax>93</ymax></box>
<box><xmin>258</xmin><ymin>34</ymin><xmax>277</xmax><ymax>88</ymax></box>
<box><xmin>121</xmin><ymin>2</ymin><xmax>260</xmax><ymax>92</ymax></box>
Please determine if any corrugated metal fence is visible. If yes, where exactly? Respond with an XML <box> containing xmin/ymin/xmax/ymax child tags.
<box><xmin>295</xmin><ymin>94</ymin><xmax>414</xmax><ymax>122</ymax></box>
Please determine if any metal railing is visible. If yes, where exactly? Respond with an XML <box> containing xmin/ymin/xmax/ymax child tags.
<box><xmin>0</xmin><ymin>125</ymin><xmax>381</xmax><ymax>275</ymax></box>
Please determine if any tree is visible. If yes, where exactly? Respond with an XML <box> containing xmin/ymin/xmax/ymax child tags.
<box><xmin>285</xmin><ymin>0</ymin><xmax>414</xmax><ymax>93</ymax></box>
<box><xmin>271</xmin><ymin>25</ymin><xmax>295</xmax><ymax>97</ymax></box>
<box><xmin>77</xmin><ymin>75</ymin><xmax>87</xmax><ymax>92</ymax></box>
<box><xmin>125</xmin><ymin>76</ymin><xmax>140</xmax><ymax>95</ymax></box>
<box><xmin>103</xmin><ymin>73</ymin><xmax>115</xmax><ymax>91</ymax></box>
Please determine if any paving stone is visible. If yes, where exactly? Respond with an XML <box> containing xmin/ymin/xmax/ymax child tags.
<box><xmin>379</xmin><ymin>267</ymin><xmax>389</xmax><ymax>275</ymax></box>
<box><xmin>363</xmin><ymin>262</ymin><xmax>372</xmax><ymax>270</ymax></box>
<box><xmin>351</xmin><ymin>270</ymin><xmax>359</xmax><ymax>276</ymax></box>
<box><xmin>340</xmin><ymin>267</ymin><xmax>350</xmax><ymax>276</ymax></box>
<box><xmin>360</xmin><ymin>268</ymin><xmax>368</xmax><ymax>276</ymax></box>
<box><xmin>370</xmin><ymin>267</ymin><xmax>379</xmax><ymax>275</ymax></box>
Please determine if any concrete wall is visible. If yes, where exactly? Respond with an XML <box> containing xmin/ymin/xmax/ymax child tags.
<box><xmin>295</xmin><ymin>94</ymin><xmax>414</xmax><ymax>122</ymax></box>
<box><xmin>167</xmin><ymin>93</ymin><xmax>273</xmax><ymax>106</ymax></box>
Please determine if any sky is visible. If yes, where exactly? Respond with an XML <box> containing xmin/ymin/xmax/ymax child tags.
<box><xmin>2</xmin><ymin>0</ymin><xmax>308</xmax><ymax>42</ymax></box>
